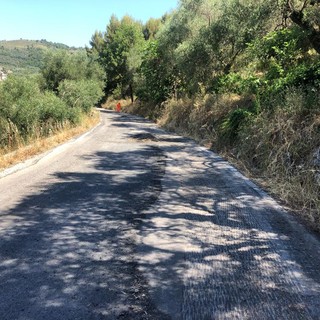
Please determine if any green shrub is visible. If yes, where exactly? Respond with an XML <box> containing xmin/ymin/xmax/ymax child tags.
<box><xmin>40</xmin><ymin>50</ymin><xmax>105</xmax><ymax>92</ymax></box>
<box><xmin>0</xmin><ymin>75</ymin><xmax>42</xmax><ymax>136</ymax></box>
<box><xmin>58</xmin><ymin>79</ymin><xmax>104</xmax><ymax>113</ymax></box>
<box><xmin>249</xmin><ymin>27</ymin><xmax>310</xmax><ymax>72</ymax></box>
<box><xmin>221</xmin><ymin>108</ymin><xmax>253</xmax><ymax>143</ymax></box>
<box><xmin>0</xmin><ymin>74</ymin><xmax>87</xmax><ymax>146</ymax></box>
<box><xmin>213</xmin><ymin>73</ymin><xmax>262</xmax><ymax>95</ymax></box>
<box><xmin>38</xmin><ymin>92</ymin><xmax>68</xmax><ymax>124</ymax></box>
<box><xmin>66</xmin><ymin>107</ymin><xmax>82</xmax><ymax>125</ymax></box>
<box><xmin>35</xmin><ymin>91</ymin><xmax>72</xmax><ymax>135</ymax></box>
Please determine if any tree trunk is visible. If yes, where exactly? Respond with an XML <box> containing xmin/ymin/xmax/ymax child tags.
<box><xmin>129</xmin><ymin>83</ymin><xmax>134</xmax><ymax>103</ymax></box>
<box><xmin>290</xmin><ymin>10</ymin><xmax>320</xmax><ymax>54</ymax></box>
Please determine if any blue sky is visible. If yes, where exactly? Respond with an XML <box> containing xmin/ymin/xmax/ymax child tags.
<box><xmin>0</xmin><ymin>0</ymin><xmax>179</xmax><ymax>47</ymax></box>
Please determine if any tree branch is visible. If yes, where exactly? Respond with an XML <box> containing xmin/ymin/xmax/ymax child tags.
<box><xmin>300</xmin><ymin>0</ymin><xmax>309</xmax><ymax>12</ymax></box>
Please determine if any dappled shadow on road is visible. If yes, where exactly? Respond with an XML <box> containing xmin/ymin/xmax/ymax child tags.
<box><xmin>125</xmin><ymin>138</ymin><xmax>320</xmax><ymax>319</ymax></box>
<box><xmin>0</xmin><ymin>143</ymin><xmax>170</xmax><ymax>320</ymax></box>
<box><xmin>0</xmin><ymin>111</ymin><xmax>319</xmax><ymax>320</ymax></box>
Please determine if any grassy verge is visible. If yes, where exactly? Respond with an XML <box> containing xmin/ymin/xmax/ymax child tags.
<box><xmin>0</xmin><ymin>110</ymin><xmax>100</xmax><ymax>171</ymax></box>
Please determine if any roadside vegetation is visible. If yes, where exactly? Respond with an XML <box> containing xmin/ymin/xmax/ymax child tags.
<box><xmin>89</xmin><ymin>0</ymin><xmax>320</xmax><ymax>230</ymax></box>
<box><xmin>0</xmin><ymin>111</ymin><xmax>100</xmax><ymax>171</ymax></box>
<box><xmin>0</xmin><ymin>50</ymin><xmax>105</xmax><ymax>166</ymax></box>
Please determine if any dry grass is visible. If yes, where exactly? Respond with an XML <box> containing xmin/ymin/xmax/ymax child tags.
<box><xmin>226</xmin><ymin>92</ymin><xmax>320</xmax><ymax>231</ymax></box>
<box><xmin>126</xmin><ymin>91</ymin><xmax>320</xmax><ymax>232</ymax></box>
<box><xmin>156</xmin><ymin>93</ymin><xmax>246</xmax><ymax>146</ymax></box>
<box><xmin>101</xmin><ymin>97</ymin><xmax>132</xmax><ymax>111</ymax></box>
<box><xmin>245</xmin><ymin>110</ymin><xmax>320</xmax><ymax>228</ymax></box>
<box><xmin>0</xmin><ymin>110</ymin><xmax>100</xmax><ymax>171</ymax></box>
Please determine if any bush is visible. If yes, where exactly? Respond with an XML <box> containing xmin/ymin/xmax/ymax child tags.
<box><xmin>212</xmin><ymin>73</ymin><xmax>262</xmax><ymax>95</ymax></box>
<box><xmin>40</xmin><ymin>50</ymin><xmax>105</xmax><ymax>92</ymax></box>
<box><xmin>0</xmin><ymin>74</ymin><xmax>89</xmax><ymax>147</ymax></box>
<box><xmin>66</xmin><ymin>107</ymin><xmax>82</xmax><ymax>125</ymax></box>
<box><xmin>36</xmin><ymin>91</ymin><xmax>72</xmax><ymax>135</ymax></box>
<box><xmin>0</xmin><ymin>75</ymin><xmax>41</xmax><ymax>136</ymax></box>
<box><xmin>58</xmin><ymin>79</ymin><xmax>104</xmax><ymax>113</ymax></box>
<box><xmin>221</xmin><ymin>108</ymin><xmax>254</xmax><ymax>143</ymax></box>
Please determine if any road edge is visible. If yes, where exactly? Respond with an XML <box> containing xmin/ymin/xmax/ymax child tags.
<box><xmin>0</xmin><ymin>113</ymin><xmax>102</xmax><ymax>179</ymax></box>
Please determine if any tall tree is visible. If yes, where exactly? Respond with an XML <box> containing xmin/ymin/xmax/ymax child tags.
<box><xmin>88</xmin><ymin>31</ymin><xmax>105</xmax><ymax>55</ymax></box>
<box><xmin>89</xmin><ymin>15</ymin><xmax>144</xmax><ymax>100</ymax></box>
<box><xmin>150</xmin><ymin>0</ymin><xmax>277</xmax><ymax>95</ymax></box>
<box><xmin>143</xmin><ymin>18</ymin><xmax>162</xmax><ymax>40</ymax></box>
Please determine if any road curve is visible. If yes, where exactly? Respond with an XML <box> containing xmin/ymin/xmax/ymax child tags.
<box><xmin>0</xmin><ymin>110</ymin><xmax>319</xmax><ymax>320</ymax></box>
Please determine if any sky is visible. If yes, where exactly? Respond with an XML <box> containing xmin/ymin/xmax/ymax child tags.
<box><xmin>0</xmin><ymin>0</ymin><xmax>179</xmax><ymax>47</ymax></box>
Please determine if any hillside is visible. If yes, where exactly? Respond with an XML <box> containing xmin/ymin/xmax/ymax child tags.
<box><xmin>0</xmin><ymin>39</ymin><xmax>81</xmax><ymax>74</ymax></box>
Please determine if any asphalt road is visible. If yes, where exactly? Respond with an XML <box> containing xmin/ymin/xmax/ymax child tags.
<box><xmin>0</xmin><ymin>110</ymin><xmax>320</xmax><ymax>320</ymax></box>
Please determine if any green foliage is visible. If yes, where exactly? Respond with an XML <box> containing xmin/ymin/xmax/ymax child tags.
<box><xmin>88</xmin><ymin>0</ymin><xmax>320</xmax><ymax>104</ymax></box>
<box><xmin>58</xmin><ymin>79</ymin><xmax>104</xmax><ymax>113</ymax></box>
<box><xmin>0</xmin><ymin>75</ymin><xmax>73</xmax><ymax>143</ymax></box>
<box><xmin>87</xmin><ymin>2</ymin><xmax>269</xmax><ymax>103</ymax></box>
<box><xmin>136</xmin><ymin>41</ymin><xmax>174</xmax><ymax>104</ymax></box>
<box><xmin>0</xmin><ymin>49</ymin><xmax>104</xmax><ymax>149</ymax></box>
<box><xmin>212</xmin><ymin>73</ymin><xmax>262</xmax><ymax>95</ymax></box>
<box><xmin>246</xmin><ymin>26</ymin><xmax>320</xmax><ymax>102</ymax></box>
<box><xmin>221</xmin><ymin>108</ymin><xmax>254</xmax><ymax>143</ymax></box>
<box><xmin>0</xmin><ymin>75</ymin><xmax>41</xmax><ymax>135</ymax></box>
<box><xmin>89</xmin><ymin>15</ymin><xmax>144</xmax><ymax>98</ymax></box>
<box><xmin>262</xmin><ymin>60</ymin><xmax>320</xmax><ymax>97</ymax></box>
<box><xmin>38</xmin><ymin>92</ymin><xmax>69</xmax><ymax>123</ymax></box>
<box><xmin>250</xmin><ymin>27</ymin><xmax>310</xmax><ymax>74</ymax></box>
<box><xmin>40</xmin><ymin>50</ymin><xmax>105</xmax><ymax>92</ymax></box>
<box><xmin>88</xmin><ymin>31</ymin><xmax>105</xmax><ymax>56</ymax></box>
<box><xmin>143</xmin><ymin>18</ymin><xmax>162</xmax><ymax>40</ymax></box>
<box><xmin>121</xmin><ymin>0</ymin><xmax>278</xmax><ymax>99</ymax></box>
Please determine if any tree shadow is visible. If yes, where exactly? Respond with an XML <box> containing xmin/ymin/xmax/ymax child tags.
<box><xmin>130</xmin><ymin>138</ymin><xmax>320</xmax><ymax>319</ymax></box>
<box><xmin>0</xmin><ymin>145</ymin><xmax>170</xmax><ymax>320</ymax></box>
<box><xmin>0</xmin><ymin>112</ymin><xmax>319</xmax><ymax>320</ymax></box>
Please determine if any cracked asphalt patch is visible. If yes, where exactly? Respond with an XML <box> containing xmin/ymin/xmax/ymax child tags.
<box><xmin>0</xmin><ymin>110</ymin><xmax>319</xmax><ymax>319</ymax></box>
<box><xmin>130</xmin><ymin>132</ymin><xmax>158</xmax><ymax>142</ymax></box>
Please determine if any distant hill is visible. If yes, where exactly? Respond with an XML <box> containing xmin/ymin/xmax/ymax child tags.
<box><xmin>0</xmin><ymin>39</ymin><xmax>82</xmax><ymax>74</ymax></box>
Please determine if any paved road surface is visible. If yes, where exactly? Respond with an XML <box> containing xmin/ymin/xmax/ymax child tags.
<box><xmin>0</xmin><ymin>110</ymin><xmax>320</xmax><ymax>319</ymax></box>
